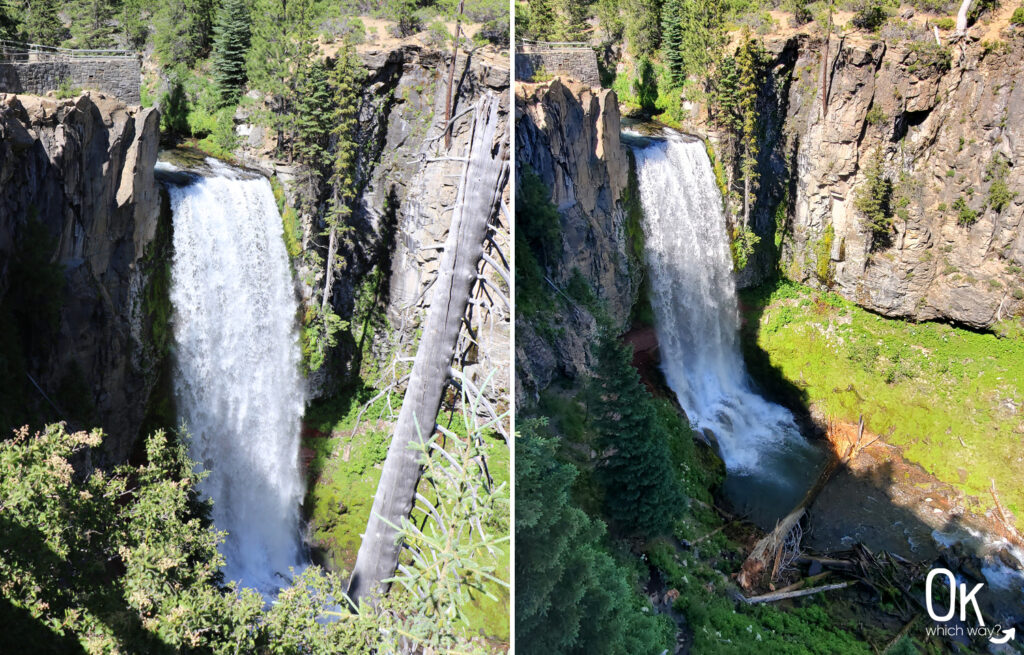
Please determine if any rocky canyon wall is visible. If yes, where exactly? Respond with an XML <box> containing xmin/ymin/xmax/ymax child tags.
<box><xmin>717</xmin><ymin>34</ymin><xmax>1024</xmax><ymax>329</ymax></box>
<box><xmin>515</xmin><ymin>79</ymin><xmax>632</xmax><ymax>396</ymax></box>
<box><xmin>0</xmin><ymin>91</ymin><xmax>163</xmax><ymax>462</ymax></box>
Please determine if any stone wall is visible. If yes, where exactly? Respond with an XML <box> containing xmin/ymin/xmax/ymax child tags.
<box><xmin>0</xmin><ymin>58</ymin><xmax>141</xmax><ymax>104</ymax></box>
<box><xmin>515</xmin><ymin>45</ymin><xmax>600</xmax><ymax>88</ymax></box>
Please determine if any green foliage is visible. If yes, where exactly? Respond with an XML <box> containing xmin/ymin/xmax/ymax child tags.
<box><xmin>302</xmin><ymin>303</ymin><xmax>348</xmax><ymax>373</ymax></box>
<box><xmin>591</xmin><ymin>332</ymin><xmax>685</xmax><ymax>537</ymax></box>
<box><xmin>852</xmin><ymin>0</ymin><xmax>895</xmax><ymax>31</ymax></box>
<box><xmin>211</xmin><ymin>0</ymin><xmax>251</xmax><ymax>107</ymax></box>
<box><xmin>118</xmin><ymin>0</ymin><xmax>150</xmax><ymax>48</ymax></box>
<box><xmin>953</xmin><ymin>196</ymin><xmax>979</xmax><ymax>226</ymax></box>
<box><xmin>65</xmin><ymin>0</ymin><xmax>116</xmax><ymax>47</ymax></box>
<box><xmin>384</xmin><ymin>0</ymin><xmax>420</xmax><ymax>36</ymax></box>
<box><xmin>159</xmin><ymin>73</ymin><xmax>191</xmax><ymax>138</ymax></box>
<box><xmin>21</xmin><ymin>0</ymin><xmax>66</xmax><ymax>45</ymax></box>
<box><xmin>153</xmin><ymin>0</ymin><xmax>217</xmax><ymax>68</ymax></box>
<box><xmin>624</xmin><ymin>0</ymin><xmax>662</xmax><ymax>56</ymax></box>
<box><xmin>555</xmin><ymin>0</ymin><xmax>590</xmax><ymax>39</ymax></box>
<box><xmin>1012</xmin><ymin>5</ymin><xmax>1024</xmax><ymax>25</ymax></box>
<box><xmin>984</xmin><ymin>152</ymin><xmax>1016</xmax><ymax>214</ymax></box>
<box><xmin>670</xmin><ymin>0</ymin><xmax>727</xmax><ymax>85</ymax></box>
<box><xmin>854</xmin><ymin>149</ymin><xmax>894</xmax><ymax>242</ymax></box>
<box><xmin>730</xmin><ymin>223</ymin><xmax>761</xmax><ymax>271</ymax></box>
<box><xmin>933</xmin><ymin>16</ymin><xmax>956</xmax><ymax>29</ymax></box>
<box><xmin>0</xmin><ymin>422</ymin><xmax>502</xmax><ymax>652</ymax></box>
<box><xmin>814</xmin><ymin>224</ymin><xmax>835</xmax><ymax>284</ymax></box>
<box><xmin>661</xmin><ymin>0</ymin><xmax>685</xmax><ymax>85</ymax></box>
<box><xmin>55</xmin><ymin>77</ymin><xmax>81</xmax><ymax>99</ymax></box>
<box><xmin>246</xmin><ymin>0</ymin><xmax>317</xmax><ymax>152</ymax></box>
<box><xmin>865</xmin><ymin>104</ymin><xmax>887</xmax><ymax>125</ymax></box>
<box><xmin>515</xmin><ymin>165</ymin><xmax>562</xmax><ymax>318</ymax></box>
<box><xmin>516</xmin><ymin>420</ymin><xmax>674</xmax><ymax>655</ymax></box>
<box><xmin>520</xmin><ymin>0</ymin><xmax>554</xmax><ymax>39</ymax></box>
<box><xmin>905</xmin><ymin>42</ymin><xmax>952</xmax><ymax>74</ymax></box>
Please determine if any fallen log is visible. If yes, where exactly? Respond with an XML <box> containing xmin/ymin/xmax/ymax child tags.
<box><xmin>739</xmin><ymin>581</ymin><xmax>855</xmax><ymax>605</ymax></box>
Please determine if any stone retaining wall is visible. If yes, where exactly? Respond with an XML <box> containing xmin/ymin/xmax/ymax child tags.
<box><xmin>515</xmin><ymin>46</ymin><xmax>600</xmax><ymax>88</ymax></box>
<box><xmin>0</xmin><ymin>58</ymin><xmax>141</xmax><ymax>104</ymax></box>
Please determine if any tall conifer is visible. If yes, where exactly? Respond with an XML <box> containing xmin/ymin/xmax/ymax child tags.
<box><xmin>211</xmin><ymin>0</ymin><xmax>251</xmax><ymax>106</ymax></box>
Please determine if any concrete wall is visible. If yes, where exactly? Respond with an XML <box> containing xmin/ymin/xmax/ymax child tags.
<box><xmin>515</xmin><ymin>46</ymin><xmax>600</xmax><ymax>88</ymax></box>
<box><xmin>0</xmin><ymin>58</ymin><xmax>141</xmax><ymax>104</ymax></box>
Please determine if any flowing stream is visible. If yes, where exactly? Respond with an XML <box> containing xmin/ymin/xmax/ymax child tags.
<box><xmin>630</xmin><ymin>131</ymin><xmax>823</xmax><ymax>526</ymax></box>
<box><xmin>164</xmin><ymin>158</ymin><xmax>307</xmax><ymax>595</ymax></box>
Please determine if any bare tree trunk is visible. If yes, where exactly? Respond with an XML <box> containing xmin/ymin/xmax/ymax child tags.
<box><xmin>955</xmin><ymin>0</ymin><xmax>974</xmax><ymax>35</ymax></box>
<box><xmin>347</xmin><ymin>94</ymin><xmax>507</xmax><ymax>605</ymax></box>
<box><xmin>321</xmin><ymin>224</ymin><xmax>337</xmax><ymax>315</ymax></box>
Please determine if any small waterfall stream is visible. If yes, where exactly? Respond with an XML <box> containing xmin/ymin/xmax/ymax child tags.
<box><xmin>630</xmin><ymin>132</ymin><xmax>823</xmax><ymax>525</ymax></box>
<box><xmin>164</xmin><ymin>158</ymin><xmax>307</xmax><ymax>595</ymax></box>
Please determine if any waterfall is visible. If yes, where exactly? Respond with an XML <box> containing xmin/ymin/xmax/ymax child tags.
<box><xmin>631</xmin><ymin>132</ymin><xmax>822</xmax><ymax>524</ymax></box>
<box><xmin>166</xmin><ymin>159</ymin><xmax>307</xmax><ymax>595</ymax></box>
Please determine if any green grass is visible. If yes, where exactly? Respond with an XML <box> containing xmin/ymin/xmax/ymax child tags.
<box><xmin>741</xmin><ymin>280</ymin><xmax>1024</xmax><ymax>530</ymax></box>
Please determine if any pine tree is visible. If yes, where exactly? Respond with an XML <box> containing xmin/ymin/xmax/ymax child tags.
<box><xmin>556</xmin><ymin>0</ymin><xmax>589</xmax><ymax>40</ymax></box>
<box><xmin>854</xmin><ymin>148</ymin><xmax>894</xmax><ymax>238</ymax></box>
<box><xmin>517</xmin><ymin>420</ymin><xmax>675</xmax><ymax>654</ymax></box>
<box><xmin>528</xmin><ymin>0</ymin><xmax>555</xmax><ymax>40</ymax></box>
<box><xmin>23</xmin><ymin>0</ymin><xmax>66</xmax><ymax>45</ymax></box>
<box><xmin>591</xmin><ymin>333</ymin><xmax>684</xmax><ymax>537</ymax></box>
<box><xmin>119</xmin><ymin>0</ymin><xmax>150</xmax><ymax>48</ymax></box>
<box><xmin>736</xmin><ymin>29</ymin><xmax>763</xmax><ymax>229</ymax></box>
<box><xmin>211</xmin><ymin>0</ymin><xmax>251</xmax><ymax>107</ymax></box>
<box><xmin>153</xmin><ymin>0</ymin><xmax>216</xmax><ymax>67</ymax></box>
<box><xmin>66</xmin><ymin>0</ymin><xmax>115</xmax><ymax>48</ymax></box>
<box><xmin>0</xmin><ymin>0</ymin><xmax>18</xmax><ymax>40</ymax></box>
<box><xmin>246</xmin><ymin>0</ymin><xmax>315</xmax><ymax>154</ymax></box>
<box><xmin>661</xmin><ymin>0</ymin><xmax>685</xmax><ymax>86</ymax></box>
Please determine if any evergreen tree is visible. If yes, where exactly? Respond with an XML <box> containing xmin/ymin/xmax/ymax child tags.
<box><xmin>516</xmin><ymin>420</ymin><xmax>675</xmax><ymax>655</ymax></box>
<box><xmin>22</xmin><ymin>0</ymin><xmax>66</xmax><ymax>45</ymax></box>
<box><xmin>66</xmin><ymin>0</ymin><xmax>115</xmax><ymax>48</ymax></box>
<box><xmin>246</xmin><ymin>0</ymin><xmax>315</xmax><ymax>153</ymax></box>
<box><xmin>854</xmin><ymin>148</ymin><xmax>894</xmax><ymax>240</ymax></box>
<box><xmin>119</xmin><ymin>0</ymin><xmax>150</xmax><ymax>48</ymax></box>
<box><xmin>591</xmin><ymin>333</ymin><xmax>684</xmax><ymax>537</ymax></box>
<box><xmin>660</xmin><ymin>0</ymin><xmax>684</xmax><ymax>86</ymax></box>
<box><xmin>211</xmin><ymin>0</ymin><xmax>251</xmax><ymax>107</ymax></box>
<box><xmin>678</xmin><ymin>0</ymin><xmax>726</xmax><ymax>83</ymax></box>
<box><xmin>527</xmin><ymin>0</ymin><xmax>555</xmax><ymax>40</ymax></box>
<box><xmin>152</xmin><ymin>0</ymin><xmax>216</xmax><ymax>67</ymax></box>
<box><xmin>623</xmin><ymin>0</ymin><xmax>661</xmax><ymax>56</ymax></box>
<box><xmin>736</xmin><ymin>30</ymin><xmax>763</xmax><ymax>229</ymax></box>
<box><xmin>0</xmin><ymin>0</ymin><xmax>18</xmax><ymax>40</ymax></box>
<box><xmin>556</xmin><ymin>0</ymin><xmax>589</xmax><ymax>40</ymax></box>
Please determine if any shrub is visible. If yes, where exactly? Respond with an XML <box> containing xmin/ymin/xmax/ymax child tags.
<box><xmin>933</xmin><ymin>16</ymin><xmax>955</xmax><ymax>29</ymax></box>
<box><xmin>865</xmin><ymin>105</ymin><xmax>887</xmax><ymax>125</ymax></box>
<box><xmin>55</xmin><ymin>77</ymin><xmax>81</xmax><ymax>99</ymax></box>
<box><xmin>953</xmin><ymin>197</ymin><xmax>979</xmax><ymax>226</ymax></box>
<box><xmin>853</xmin><ymin>0</ymin><xmax>896</xmax><ymax>31</ymax></box>
<box><xmin>1012</xmin><ymin>6</ymin><xmax>1024</xmax><ymax>25</ymax></box>
<box><xmin>985</xmin><ymin>153</ymin><xmax>1016</xmax><ymax>213</ymax></box>
<box><xmin>425</xmin><ymin>19</ymin><xmax>450</xmax><ymax>47</ymax></box>
<box><xmin>474</xmin><ymin>18</ymin><xmax>510</xmax><ymax>46</ymax></box>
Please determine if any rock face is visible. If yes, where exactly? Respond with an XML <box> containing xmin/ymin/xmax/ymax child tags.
<box><xmin>515</xmin><ymin>79</ymin><xmax>632</xmax><ymax>395</ymax></box>
<box><xmin>0</xmin><ymin>91</ymin><xmax>163</xmax><ymax>462</ymax></box>
<box><xmin>745</xmin><ymin>35</ymin><xmax>1024</xmax><ymax>328</ymax></box>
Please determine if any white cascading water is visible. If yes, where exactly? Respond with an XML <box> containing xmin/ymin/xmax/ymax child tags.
<box><xmin>631</xmin><ymin>132</ymin><xmax>822</xmax><ymax>524</ymax></box>
<box><xmin>167</xmin><ymin>159</ymin><xmax>307</xmax><ymax>595</ymax></box>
